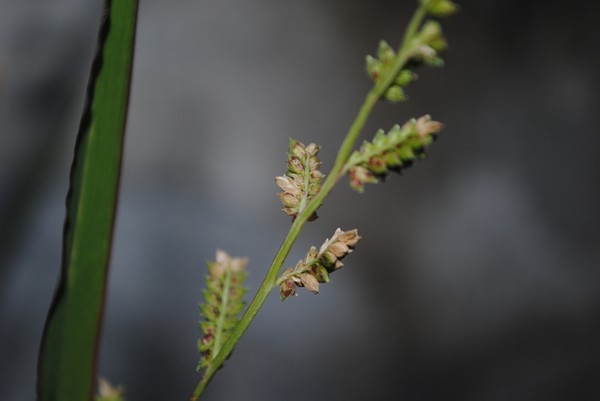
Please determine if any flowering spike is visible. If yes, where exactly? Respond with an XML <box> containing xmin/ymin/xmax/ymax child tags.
<box><xmin>198</xmin><ymin>250</ymin><xmax>248</xmax><ymax>370</ymax></box>
<box><xmin>276</xmin><ymin>139</ymin><xmax>324</xmax><ymax>221</ymax></box>
<box><xmin>277</xmin><ymin>229</ymin><xmax>361</xmax><ymax>300</ymax></box>
<box><xmin>344</xmin><ymin>115</ymin><xmax>443</xmax><ymax>192</ymax></box>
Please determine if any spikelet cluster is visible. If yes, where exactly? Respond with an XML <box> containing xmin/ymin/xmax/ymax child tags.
<box><xmin>345</xmin><ymin>115</ymin><xmax>443</xmax><ymax>192</ymax></box>
<box><xmin>198</xmin><ymin>250</ymin><xmax>247</xmax><ymax>370</ymax></box>
<box><xmin>366</xmin><ymin>41</ymin><xmax>417</xmax><ymax>102</ymax></box>
<box><xmin>278</xmin><ymin>228</ymin><xmax>361</xmax><ymax>300</ymax></box>
<box><xmin>366</xmin><ymin>17</ymin><xmax>451</xmax><ymax>102</ymax></box>
<box><xmin>276</xmin><ymin>139</ymin><xmax>324</xmax><ymax>221</ymax></box>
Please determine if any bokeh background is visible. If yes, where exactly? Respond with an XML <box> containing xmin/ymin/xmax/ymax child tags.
<box><xmin>1</xmin><ymin>0</ymin><xmax>599</xmax><ymax>400</ymax></box>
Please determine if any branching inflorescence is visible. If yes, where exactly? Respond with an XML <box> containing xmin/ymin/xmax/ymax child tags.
<box><xmin>192</xmin><ymin>0</ymin><xmax>458</xmax><ymax>399</ymax></box>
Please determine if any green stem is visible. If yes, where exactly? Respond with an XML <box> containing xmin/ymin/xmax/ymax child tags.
<box><xmin>297</xmin><ymin>149</ymin><xmax>312</xmax><ymax>214</ymax></box>
<box><xmin>212</xmin><ymin>269</ymin><xmax>232</xmax><ymax>359</ymax></box>
<box><xmin>402</xmin><ymin>1</ymin><xmax>429</xmax><ymax>50</ymax></box>
<box><xmin>190</xmin><ymin>3</ymin><xmax>429</xmax><ymax>400</ymax></box>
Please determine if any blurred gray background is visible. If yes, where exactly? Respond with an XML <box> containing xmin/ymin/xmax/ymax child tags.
<box><xmin>1</xmin><ymin>0</ymin><xmax>599</xmax><ymax>400</ymax></box>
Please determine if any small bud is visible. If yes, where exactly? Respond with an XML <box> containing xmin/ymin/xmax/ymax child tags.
<box><xmin>288</xmin><ymin>156</ymin><xmax>304</xmax><ymax>174</ymax></box>
<box><xmin>282</xmin><ymin>207</ymin><xmax>297</xmax><ymax>217</ymax></box>
<box><xmin>299</xmin><ymin>273</ymin><xmax>320</xmax><ymax>294</ymax></box>
<box><xmin>395</xmin><ymin>69</ymin><xmax>417</xmax><ymax>86</ymax></box>
<box><xmin>427</xmin><ymin>0</ymin><xmax>459</xmax><ymax>17</ymax></box>
<box><xmin>415</xmin><ymin>114</ymin><xmax>444</xmax><ymax>138</ymax></box>
<box><xmin>397</xmin><ymin>145</ymin><xmax>416</xmax><ymax>161</ymax></box>
<box><xmin>278</xmin><ymin>192</ymin><xmax>299</xmax><ymax>207</ymax></box>
<box><xmin>310</xmin><ymin>170</ymin><xmax>324</xmax><ymax>180</ymax></box>
<box><xmin>280</xmin><ymin>278</ymin><xmax>297</xmax><ymax>300</ymax></box>
<box><xmin>210</xmin><ymin>250</ymin><xmax>248</xmax><ymax>277</ymax></box>
<box><xmin>384</xmin><ymin>85</ymin><xmax>407</xmax><ymax>102</ymax></box>
<box><xmin>308</xmin><ymin>157</ymin><xmax>321</xmax><ymax>171</ymax></box>
<box><xmin>348</xmin><ymin>166</ymin><xmax>378</xmax><ymax>192</ymax></box>
<box><xmin>367</xmin><ymin>156</ymin><xmax>388</xmax><ymax>175</ymax></box>
<box><xmin>97</xmin><ymin>378</ymin><xmax>124</xmax><ymax>401</ymax></box>
<box><xmin>290</xmin><ymin>139</ymin><xmax>307</xmax><ymax>159</ymax></box>
<box><xmin>328</xmin><ymin>241</ymin><xmax>350</xmax><ymax>258</ymax></box>
<box><xmin>307</xmin><ymin>182</ymin><xmax>320</xmax><ymax>196</ymax></box>
<box><xmin>336</xmin><ymin>229</ymin><xmax>361</xmax><ymax>247</ymax></box>
<box><xmin>366</xmin><ymin>55</ymin><xmax>382</xmax><ymax>80</ymax></box>
<box><xmin>313</xmin><ymin>264</ymin><xmax>330</xmax><ymax>283</ymax></box>
<box><xmin>415</xmin><ymin>44</ymin><xmax>437</xmax><ymax>59</ymax></box>
<box><xmin>429</xmin><ymin>36</ymin><xmax>447</xmax><ymax>53</ymax></box>
<box><xmin>320</xmin><ymin>250</ymin><xmax>338</xmax><ymax>269</ymax></box>
<box><xmin>377</xmin><ymin>40</ymin><xmax>396</xmax><ymax>64</ymax></box>
<box><xmin>420</xmin><ymin>20</ymin><xmax>443</xmax><ymax>43</ymax></box>
<box><xmin>412</xmin><ymin>44</ymin><xmax>444</xmax><ymax>67</ymax></box>
<box><xmin>198</xmin><ymin>331</ymin><xmax>214</xmax><ymax>351</ymax></box>
<box><xmin>305</xmin><ymin>143</ymin><xmax>320</xmax><ymax>156</ymax></box>
<box><xmin>275</xmin><ymin>176</ymin><xmax>301</xmax><ymax>196</ymax></box>
<box><xmin>383</xmin><ymin>151</ymin><xmax>402</xmax><ymax>168</ymax></box>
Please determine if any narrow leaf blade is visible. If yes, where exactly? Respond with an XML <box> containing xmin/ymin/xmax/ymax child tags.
<box><xmin>37</xmin><ymin>1</ymin><xmax>138</xmax><ymax>400</ymax></box>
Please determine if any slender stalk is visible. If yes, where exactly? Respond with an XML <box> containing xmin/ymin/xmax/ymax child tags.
<box><xmin>401</xmin><ymin>1</ymin><xmax>428</xmax><ymax>50</ymax></box>
<box><xmin>190</xmin><ymin>3</ymin><xmax>430</xmax><ymax>400</ymax></box>
<box><xmin>212</xmin><ymin>269</ymin><xmax>232</xmax><ymax>358</ymax></box>
<box><xmin>298</xmin><ymin>148</ymin><xmax>313</xmax><ymax>215</ymax></box>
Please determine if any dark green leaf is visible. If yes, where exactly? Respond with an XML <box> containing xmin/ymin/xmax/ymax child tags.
<box><xmin>37</xmin><ymin>1</ymin><xmax>138</xmax><ymax>400</ymax></box>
